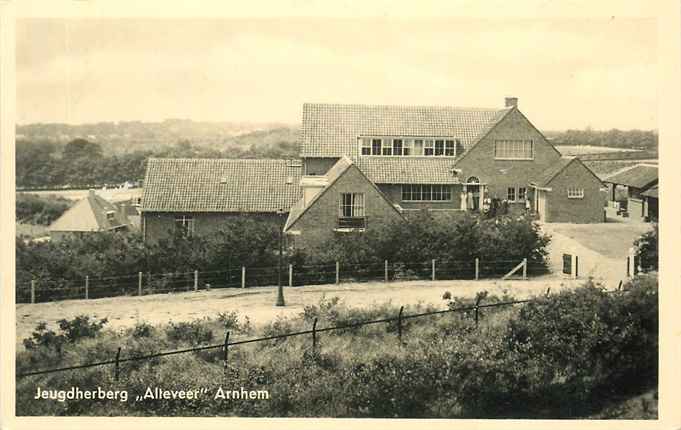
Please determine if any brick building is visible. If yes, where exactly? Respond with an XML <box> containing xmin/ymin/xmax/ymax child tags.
<box><xmin>141</xmin><ymin>158</ymin><xmax>301</xmax><ymax>242</ymax></box>
<box><xmin>141</xmin><ymin>98</ymin><xmax>606</xmax><ymax>246</ymax></box>
<box><xmin>284</xmin><ymin>98</ymin><xmax>606</xmax><ymax>249</ymax></box>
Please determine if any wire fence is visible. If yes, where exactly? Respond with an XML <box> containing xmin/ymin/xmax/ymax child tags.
<box><xmin>16</xmin><ymin>283</ymin><xmax>628</xmax><ymax>381</ymax></box>
<box><xmin>16</xmin><ymin>257</ymin><xmax>549</xmax><ymax>304</ymax></box>
<box><xmin>15</xmin><ymin>294</ymin><xmax>536</xmax><ymax>379</ymax></box>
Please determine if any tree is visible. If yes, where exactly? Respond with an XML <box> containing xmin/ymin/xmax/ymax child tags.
<box><xmin>634</xmin><ymin>224</ymin><xmax>658</xmax><ymax>272</ymax></box>
<box><xmin>62</xmin><ymin>138</ymin><xmax>103</xmax><ymax>161</ymax></box>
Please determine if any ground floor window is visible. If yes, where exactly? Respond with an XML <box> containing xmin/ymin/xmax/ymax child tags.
<box><xmin>567</xmin><ymin>188</ymin><xmax>585</xmax><ymax>199</ymax></box>
<box><xmin>175</xmin><ymin>215</ymin><xmax>195</xmax><ymax>237</ymax></box>
<box><xmin>518</xmin><ymin>187</ymin><xmax>527</xmax><ymax>201</ymax></box>
<box><xmin>401</xmin><ymin>184</ymin><xmax>452</xmax><ymax>201</ymax></box>
<box><xmin>507</xmin><ymin>187</ymin><xmax>516</xmax><ymax>202</ymax></box>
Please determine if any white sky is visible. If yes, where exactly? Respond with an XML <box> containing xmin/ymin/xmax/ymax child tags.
<box><xmin>16</xmin><ymin>17</ymin><xmax>657</xmax><ymax>130</ymax></box>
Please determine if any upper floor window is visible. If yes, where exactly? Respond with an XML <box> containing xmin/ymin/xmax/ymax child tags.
<box><xmin>359</xmin><ymin>137</ymin><xmax>462</xmax><ymax>157</ymax></box>
<box><xmin>339</xmin><ymin>193</ymin><xmax>365</xmax><ymax>218</ymax></box>
<box><xmin>567</xmin><ymin>188</ymin><xmax>585</xmax><ymax>199</ymax></box>
<box><xmin>494</xmin><ymin>139</ymin><xmax>534</xmax><ymax>160</ymax></box>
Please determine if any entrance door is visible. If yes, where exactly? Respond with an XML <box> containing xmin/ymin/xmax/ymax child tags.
<box><xmin>536</xmin><ymin>190</ymin><xmax>547</xmax><ymax>220</ymax></box>
<box><xmin>467</xmin><ymin>177</ymin><xmax>480</xmax><ymax>211</ymax></box>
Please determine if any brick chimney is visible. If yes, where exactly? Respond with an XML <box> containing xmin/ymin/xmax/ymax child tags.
<box><xmin>505</xmin><ymin>97</ymin><xmax>518</xmax><ymax>108</ymax></box>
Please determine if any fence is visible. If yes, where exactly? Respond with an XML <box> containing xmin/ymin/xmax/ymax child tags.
<box><xmin>16</xmin><ymin>257</ymin><xmax>547</xmax><ymax>304</ymax></box>
<box><xmin>16</xmin><ymin>292</ymin><xmax>542</xmax><ymax>379</ymax></box>
<box><xmin>16</xmin><ymin>284</ymin><xmax>629</xmax><ymax>381</ymax></box>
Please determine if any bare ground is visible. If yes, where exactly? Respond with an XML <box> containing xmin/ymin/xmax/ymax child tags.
<box><xmin>15</xmin><ymin>277</ymin><xmax>585</xmax><ymax>347</ymax></box>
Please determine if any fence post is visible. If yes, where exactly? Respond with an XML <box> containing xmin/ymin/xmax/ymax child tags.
<box><xmin>114</xmin><ymin>346</ymin><xmax>122</xmax><ymax>381</ymax></box>
<box><xmin>545</xmin><ymin>287</ymin><xmax>551</xmax><ymax>297</ymax></box>
<box><xmin>241</xmin><ymin>266</ymin><xmax>246</xmax><ymax>289</ymax></box>
<box><xmin>289</xmin><ymin>264</ymin><xmax>293</xmax><ymax>288</ymax></box>
<box><xmin>138</xmin><ymin>272</ymin><xmax>143</xmax><ymax>296</ymax></box>
<box><xmin>85</xmin><ymin>275</ymin><xmax>89</xmax><ymax>300</ymax></box>
<box><xmin>475</xmin><ymin>258</ymin><xmax>480</xmax><ymax>280</ymax></box>
<box><xmin>30</xmin><ymin>280</ymin><xmax>36</xmax><ymax>304</ymax></box>
<box><xmin>474</xmin><ymin>295</ymin><xmax>482</xmax><ymax>328</ymax></box>
<box><xmin>223</xmin><ymin>331</ymin><xmax>230</xmax><ymax>380</ymax></box>
<box><xmin>431</xmin><ymin>259</ymin><xmax>436</xmax><ymax>281</ymax></box>
<box><xmin>336</xmin><ymin>261</ymin><xmax>340</xmax><ymax>284</ymax></box>
<box><xmin>397</xmin><ymin>305</ymin><xmax>404</xmax><ymax>343</ymax></box>
<box><xmin>522</xmin><ymin>258</ymin><xmax>527</xmax><ymax>280</ymax></box>
<box><xmin>385</xmin><ymin>260</ymin><xmax>389</xmax><ymax>282</ymax></box>
<box><xmin>194</xmin><ymin>270</ymin><xmax>198</xmax><ymax>291</ymax></box>
<box><xmin>312</xmin><ymin>318</ymin><xmax>318</xmax><ymax>354</ymax></box>
<box><xmin>571</xmin><ymin>254</ymin><xmax>578</xmax><ymax>279</ymax></box>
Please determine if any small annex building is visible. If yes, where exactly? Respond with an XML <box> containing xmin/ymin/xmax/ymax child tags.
<box><xmin>49</xmin><ymin>190</ymin><xmax>132</xmax><ymax>241</ymax></box>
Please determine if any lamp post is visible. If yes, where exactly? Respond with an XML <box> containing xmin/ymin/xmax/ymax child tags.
<box><xmin>275</xmin><ymin>208</ymin><xmax>286</xmax><ymax>306</ymax></box>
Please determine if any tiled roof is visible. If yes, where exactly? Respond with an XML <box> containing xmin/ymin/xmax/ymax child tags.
<box><xmin>534</xmin><ymin>157</ymin><xmax>576</xmax><ymax>187</ymax></box>
<box><xmin>50</xmin><ymin>192</ymin><xmax>129</xmax><ymax>232</ymax></box>
<box><xmin>301</xmin><ymin>103</ymin><xmax>512</xmax><ymax>158</ymax></box>
<box><xmin>284</xmin><ymin>156</ymin><xmax>354</xmax><ymax>231</ymax></box>
<box><xmin>641</xmin><ymin>184</ymin><xmax>658</xmax><ymax>198</ymax></box>
<box><xmin>602</xmin><ymin>164</ymin><xmax>658</xmax><ymax>189</ymax></box>
<box><xmin>142</xmin><ymin>158</ymin><xmax>302</xmax><ymax>212</ymax></box>
<box><xmin>355</xmin><ymin>157</ymin><xmax>462</xmax><ymax>184</ymax></box>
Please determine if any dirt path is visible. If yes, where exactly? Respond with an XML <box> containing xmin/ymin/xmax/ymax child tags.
<box><xmin>15</xmin><ymin>277</ymin><xmax>583</xmax><ymax>346</ymax></box>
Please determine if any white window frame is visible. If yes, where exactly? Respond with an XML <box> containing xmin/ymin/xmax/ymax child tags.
<box><xmin>359</xmin><ymin>136</ymin><xmax>460</xmax><ymax>157</ymax></box>
<box><xmin>567</xmin><ymin>187</ymin><xmax>585</xmax><ymax>199</ymax></box>
<box><xmin>424</xmin><ymin>139</ymin><xmax>435</xmax><ymax>156</ymax></box>
<box><xmin>175</xmin><ymin>215</ymin><xmax>195</xmax><ymax>237</ymax></box>
<box><xmin>403</xmin><ymin>139</ymin><xmax>413</xmax><ymax>156</ymax></box>
<box><xmin>507</xmin><ymin>187</ymin><xmax>516</xmax><ymax>202</ymax></box>
<box><xmin>401</xmin><ymin>184</ymin><xmax>452</xmax><ymax>202</ymax></box>
<box><xmin>392</xmin><ymin>138</ymin><xmax>403</xmax><ymax>156</ymax></box>
<box><xmin>371</xmin><ymin>138</ymin><xmax>382</xmax><ymax>155</ymax></box>
<box><xmin>518</xmin><ymin>186</ymin><xmax>527</xmax><ymax>201</ymax></box>
<box><xmin>339</xmin><ymin>193</ymin><xmax>365</xmax><ymax>217</ymax></box>
<box><xmin>494</xmin><ymin>139</ymin><xmax>534</xmax><ymax>160</ymax></box>
<box><xmin>360</xmin><ymin>138</ymin><xmax>371</xmax><ymax>156</ymax></box>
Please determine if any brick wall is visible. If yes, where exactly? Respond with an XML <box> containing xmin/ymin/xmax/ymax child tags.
<box><xmin>287</xmin><ymin>165</ymin><xmax>404</xmax><ymax>250</ymax></box>
<box><xmin>455</xmin><ymin>109</ymin><xmax>562</xmax><ymax>203</ymax></box>
<box><xmin>143</xmin><ymin>212</ymin><xmax>282</xmax><ymax>243</ymax></box>
<box><xmin>544</xmin><ymin>161</ymin><xmax>606</xmax><ymax>223</ymax></box>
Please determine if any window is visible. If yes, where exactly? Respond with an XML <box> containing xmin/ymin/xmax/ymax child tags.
<box><xmin>401</xmin><ymin>184</ymin><xmax>452</xmax><ymax>201</ymax></box>
<box><xmin>455</xmin><ymin>139</ymin><xmax>465</xmax><ymax>156</ymax></box>
<box><xmin>371</xmin><ymin>139</ymin><xmax>382</xmax><ymax>155</ymax></box>
<box><xmin>414</xmin><ymin>139</ymin><xmax>424</xmax><ymax>155</ymax></box>
<box><xmin>435</xmin><ymin>140</ymin><xmax>445</xmax><ymax>156</ymax></box>
<box><xmin>361</xmin><ymin>138</ymin><xmax>371</xmax><ymax>155</ymax></box>
<box><xmin>445</xmin><ymin>140</ymin><xmax>455</xmax><ymax>156</ymax></box>
<box><xmin>507</xmin><ymin>187</ymin><xmax>516</xmax><ymax>202</ymax></box>
<box><xmin>339</xmin><ymin>193</ymin><xmax>365</xmax><ymax>217</ymax></box>
<box><xmin>360</xmin><ymin>136</ymin><xmax>460</xmax><ymax>157</ymax></box>
<box><xmin>105</xmin><ymin>210</ymin><xmax>116</xmax><ymax>221</ymax></box>
<box><xmin>424</xmin><ymin>140</ymin><xmax>434</xmax><ymax>156</ymax></box>
<box><xmin>403</xmin><ymin>139</ymin><xmax>413</xmax><ymax>156</ymax></box>
<box><xmin>175</xmin><ymin>215</ymin><xmax>195</xmax><ymax>237</ymax></box>
<box><xmin>567</xmin><ymin>188</ymin><xmax>585</xmax><ymax>199</ymax></box>
<box><xmin>518</xmin><ymin>187</ymin><xmax>527</xmax><ymax>201</ymax></box>
<box><xmin>494</xmin><ymin>140</ymin><xmax>534</xmax><ymax>159</ymax></box>
<box><xmin>392</xmin><ymin>139</ymin><xmax>403</xmax><ymax>156</ymax></box>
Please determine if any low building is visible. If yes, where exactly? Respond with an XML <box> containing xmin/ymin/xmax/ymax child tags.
<box><xmin>641</xmin><ymin>185</ymin><xmax>658</xmax><ymax>222</ymax></box>
<box><xmin>603</xmin><ymin>164</ymin><xmax>658</xmax><ymax>222</ymax></box>
<box><xmin>140</xmin><ymin>158</ymin><xmax>302</xmax><ymax>242</ymax></box>
<box><xmin>48</xmin><ymin>190</ymin><xmax>131</xmax><ymax>241</ymax></box>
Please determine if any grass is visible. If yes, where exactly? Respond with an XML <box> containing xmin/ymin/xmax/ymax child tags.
<box><xmin>545</xmin><ymin>222</ymin><xmax>652</xmax><ymax>260</ymax></box>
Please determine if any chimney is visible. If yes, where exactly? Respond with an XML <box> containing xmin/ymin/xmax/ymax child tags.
<box><xmin>505</xmin><ymin>97</ymin><xmax>518</xmax><ymax>108</ymax></box>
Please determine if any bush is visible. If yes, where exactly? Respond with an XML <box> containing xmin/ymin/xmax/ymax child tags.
<box><xmin>22</xmin><ymin>315</ymin><xmax>108</xmax><ymax>353</ymax></box>
<box><xmin>16</xmin><ymin>193</ymin><xmax>73</xmax><ymax>225</ymax></box>
<box><xmin>634</xmin><ymin>224</ymin><xmax>658</xmax><ymax>272</ymax></box>
<box><xmin>164</xmin><ymin>319</ymin><xmax>214</xmax><ymax>346</ymax></box>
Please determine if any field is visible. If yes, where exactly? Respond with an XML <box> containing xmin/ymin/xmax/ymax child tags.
<box><xmin>555</xmin><ymin>145</ymin><xmax>639</xmax><ymax>155</ymax></box>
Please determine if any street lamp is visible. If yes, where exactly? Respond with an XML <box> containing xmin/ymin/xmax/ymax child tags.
<box><xmin>275</xmin><ymin>208</ymin><xmax>286</xmax><ymax>306</ymax></box>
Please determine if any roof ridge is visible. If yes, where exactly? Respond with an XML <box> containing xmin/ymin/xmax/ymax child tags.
<box><xmin>303</xmin><ymin>102</ymin><xmax>508</xmax><ymax>112</ymax></box>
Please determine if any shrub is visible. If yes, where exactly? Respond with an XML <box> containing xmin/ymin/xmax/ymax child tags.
<box><xmin>634</xmin><ymin>224</ymin><xmax>658</xmax><ymax>272</ymax></box>
<box><xmin>16</xmin><ymin>193</ymin><xmax>73</xmax><ymax>225</ymax></box>
<box><xmin>131</xmin><ymin>321</ymin><xmax>155</xmax><ymax>338</ymax></box>
<box><xmin>164</xmin><ymin>319</ymin><xmax>214</xmax><ymax>346</ymax></box>
<box><xmin>57</xmin><ymin>315</ymin><xmax>108</xmax><ymax>343</ymax></box>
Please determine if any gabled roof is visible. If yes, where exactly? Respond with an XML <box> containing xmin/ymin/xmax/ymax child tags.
<box><xmin>284</xmin><ymin>156</ymin><xmax>404</xmax><ymax>232</ymax></box>
<box><xmin>142</xmin><ymin>158</ymin><xmax>302</xmax><ymax>213</ymax></box>
<box><xmin>602</xmin><ymin>164</ymin><xmax>658</xmax><ymax>189</ymax></box>
<box><xmin>641</xmin><ymin>184</ymin><xmax>658</xmax><ymax>198</ymax></box>
<box><xmin>301</xmin><ymin>103</ymin><xmax>513</xmax><ymax>158</ymax></box>
<box><xmin>534</xmin><ymin>157</ymin><xmax>576</xmax><ymax>187</ymax></box>
<box><xmin>532</xmin><ymin>156</ymin><xmax>603</xmax><ymax>188</ymax></box>
<box><xmin>355</xmin><ymin>157</ymin><xmax>461</xmax><ymax>184</ymax></box>
<box><xmin>49</xmin><ymin>191</ymin><xmax>129</xmax><ymax>233</ymax></box>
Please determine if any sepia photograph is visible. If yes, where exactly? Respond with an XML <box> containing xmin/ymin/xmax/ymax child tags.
<box><xmin>2</xmin><ymin>1</ymin><xmax>676</xmax><ymax>425</ymax></box>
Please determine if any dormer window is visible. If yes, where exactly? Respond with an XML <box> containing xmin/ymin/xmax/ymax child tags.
<box><xmin>359</xmin><ymin>136</ymin><xmax>462</xmax><ymax>157</ymax></box>
<box><xmin>105</xmin><ymin>210</ymin><xmax>116</xmax><ymax>221</ymax></box>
